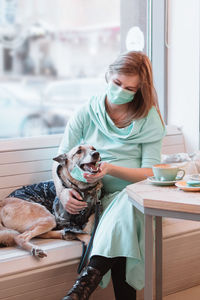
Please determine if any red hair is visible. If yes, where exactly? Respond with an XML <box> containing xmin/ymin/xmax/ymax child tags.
<box><xmin>106</xmin><ymin>51</ymin><xmax>164</xmax><ymax>127</ymax></box>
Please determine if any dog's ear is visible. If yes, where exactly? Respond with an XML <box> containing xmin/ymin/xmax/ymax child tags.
<box><xmin>53</xmin><ymin>154</ymin><xmax>68</xmax><ymax>166</ymax></box>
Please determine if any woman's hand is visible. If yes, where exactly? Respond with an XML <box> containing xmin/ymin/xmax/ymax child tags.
<box><xmin>84</xmin><ymin>162</ymin><xmax>110</xmax><ymax>183</ymax></box>
<box><xmin>61</xmin><ymin>188</ymin><xmax>87</xmax><ymax>215</ymax></box>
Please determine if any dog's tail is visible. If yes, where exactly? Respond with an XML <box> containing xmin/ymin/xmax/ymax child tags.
<box><xmin>0</xmin><ymin>224</ymin><xmax>19</xmax><ymax>247</ymax></box>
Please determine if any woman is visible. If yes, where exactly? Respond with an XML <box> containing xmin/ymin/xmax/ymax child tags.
<box><xmin>58</xmin><ymin>51</ymin><xmax>166</xmax><ymax>300</ymax></box>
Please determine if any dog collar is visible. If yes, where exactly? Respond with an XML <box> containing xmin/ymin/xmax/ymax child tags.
<box><xmin>67</xmin><ymin>178</ymin><xmax>99</xmax><ymax>192</ymax></box>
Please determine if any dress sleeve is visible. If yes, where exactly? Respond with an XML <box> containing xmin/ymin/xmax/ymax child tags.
<box><xmin>57</xmin><ymin>107</ymin><xmax>86</xmax><ymax>155</ymax></box>
<box><xmin>141</xmin><ymin>139</ymin><xmax>162</xmax><ymax>168</ymax></box>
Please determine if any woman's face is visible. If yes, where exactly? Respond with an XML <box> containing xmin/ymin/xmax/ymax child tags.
<box><xmin>110</xmin><ymin>73</ymin><xmax>140</xmax><ymax>93</ymax></box>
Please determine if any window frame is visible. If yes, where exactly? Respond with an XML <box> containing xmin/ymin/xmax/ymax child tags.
<box><xmin>120</xmin><ymin>0</ymin><xmax>167</xmax><ymax>122</ymax></box>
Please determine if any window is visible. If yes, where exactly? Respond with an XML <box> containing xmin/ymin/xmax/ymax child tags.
<box><xmin>0</xmin><ymin>0</ymin><xmax>120</xmax><ymax>139</ymax></box>
<box><xmin>0</xmin><ymin>0</ymin><xmax>166</xmax><ymax>140</ymax></box>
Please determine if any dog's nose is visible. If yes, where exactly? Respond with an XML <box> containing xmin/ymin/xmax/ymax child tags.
<box><xmin>91</xmin><ymin>151</ymin><xmax>100</xmax><ymax>160</ymax></box>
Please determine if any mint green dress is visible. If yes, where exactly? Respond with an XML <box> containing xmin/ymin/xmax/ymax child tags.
<box><xmin>58</xmin><ymin>94</ymin><xmax>165</xmax><ymax>290</ymax></box>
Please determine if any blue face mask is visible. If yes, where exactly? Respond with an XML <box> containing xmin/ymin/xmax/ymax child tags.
<box><xmin>107</xmin><ymin>81</ymin><xmax>136</xmax><ymax>105</ymax></box>
<box><xmin>70</xmin><ymin>165</ymin><xmax>87</xmax><ymax>183</ymax></box>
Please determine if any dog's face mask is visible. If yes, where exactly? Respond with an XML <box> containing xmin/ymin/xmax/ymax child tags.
<box><xmin>53</xmin><ymin>145</ymin><xmax>101</xmax><ymax>183</ymax></box>
<box><xmin>70</xmin><ymin>165</ymin><xmax>88</xmax><ymax>183</ymax></box>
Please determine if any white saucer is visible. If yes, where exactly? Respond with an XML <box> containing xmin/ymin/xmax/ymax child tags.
<box><xmin>147</xmin><ymin>176</ymin><xmax>177</xmax><ymax>186</ymax></box>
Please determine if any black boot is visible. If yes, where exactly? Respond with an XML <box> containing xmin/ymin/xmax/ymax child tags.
<box><xmin>62</xmin><ymin>266</ymin><xmax>102</xmax><ymax>300</ymax></box>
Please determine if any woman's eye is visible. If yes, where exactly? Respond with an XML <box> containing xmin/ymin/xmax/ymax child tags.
<box><xmin>76</xmin><ymin>149</ymin><xmax>82</xmax><ymax>154</ymax></box>
<box><xmin>114</xmin><ymin>80</ymin><xmax>121</xmax><ymax>86</ymax></box>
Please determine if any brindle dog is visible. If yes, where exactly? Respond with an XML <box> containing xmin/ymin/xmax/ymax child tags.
<box><xmin>0</xmin><ymin>145</ymin><xmax>102</xmax><ymax>258</ymax></box>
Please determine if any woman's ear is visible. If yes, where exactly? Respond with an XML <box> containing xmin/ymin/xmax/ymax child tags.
<box><xmin>53</xmin><ymin>154</ymin><xmax>68</xmax><ymax>166</ymax></box>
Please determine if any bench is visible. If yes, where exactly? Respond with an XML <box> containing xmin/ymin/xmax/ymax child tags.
<box><xmin>1</xmin><ymin>126</ymin><xmax>200</xmax><ymax>299</ymax></box>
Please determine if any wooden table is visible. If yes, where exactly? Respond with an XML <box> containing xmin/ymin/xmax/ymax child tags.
<box><xmin>126</xmin><ymin>180</ymin><xmax>200</xmax><ymax>300</ymax></box>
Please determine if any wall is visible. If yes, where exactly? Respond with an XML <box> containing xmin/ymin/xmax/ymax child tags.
<box><xmin>167</xmin><ymin>0</ymin><xmax>200</xmax><ymax>152</ymax></box>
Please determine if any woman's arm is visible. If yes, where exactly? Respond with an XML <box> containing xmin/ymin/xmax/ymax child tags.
<box><xmin>106</xmin><ymin>164</ymin><xmax>153</xmax><ymax>182</ymax></box>
<box><xmin>84</xmin><ymin>139</ymin><xmax>162</xmax><ymax>183</ymax></box>
<box><xmin>84</xmin><ymin>162</ymin><xmax>153</xmax><ymax>183</ymax></box>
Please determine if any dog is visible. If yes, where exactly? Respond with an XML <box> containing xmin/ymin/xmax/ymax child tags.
<box><xmin>0</xmin><ymin>145</ymin><xmax>102</xmax><ymax>258</ymax></box>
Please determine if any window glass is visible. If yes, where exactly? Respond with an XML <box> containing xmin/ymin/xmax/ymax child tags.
<box><xmin>121</xmin><ymin>0</ymin><xmax>151</xmax><ymax>57</ymax></box>
<box><xmin>0</xmin><ymin>0</ymin><xmax>120</xmax><ymax>139</ymax></box>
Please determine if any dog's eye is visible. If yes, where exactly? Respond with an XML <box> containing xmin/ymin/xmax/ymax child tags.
<box><xmin>76</xmin><ymin>149</ymin><xmax>82</xmax><ymax>154</ymax></box>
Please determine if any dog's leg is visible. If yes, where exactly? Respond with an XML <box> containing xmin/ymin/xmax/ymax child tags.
<box><xmin>14</xmin><ymin>216</ymin><xmax>56</xmax><ymax>258</ymax></box>
<box><xmin>83</xmin><ymin>213</ymin><xmax>95</xmax><ymax>235</ymax></box>
<box><xmin>39</xmin><ymin>230</ymin><xmax>90</xmax><ymax>246</ymax></box>
<box><xmin>38</xmin><ymin>230</ymin><xmax>63</xmax><ymax>239</ymax></box>
<box><xmin>14</xmin><ymin>236</ymin><xmax>46</xmax><ymax>258</ymax></box>
<box><xmin>39</xmin><ymin>230</ymin><xmax>78</xmax><ymax>242</ymax></box>
<box><xmin>75</xmin><ymin>233</ymin><xmax>91</xmax><ymax>246</ymax></box>
<box><xmin>73</xmin><ymin>213</ymin><xmax>95</xmax><ymax>246</ymax></box>
<box><xmin>0</xmin><ymin>225</ymin><xmax>40</xmax><ymax>257</ymax></box>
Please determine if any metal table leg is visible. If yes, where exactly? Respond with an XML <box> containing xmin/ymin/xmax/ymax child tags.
<box><xmin>144</xmin><ymin>214</ymin><xmax>154</xmax><ymax>300</ymax></box>
<box><xmin>155</xmin><ymin>216</ymin><xmax>163</xmax><ymax>300</ymax></box>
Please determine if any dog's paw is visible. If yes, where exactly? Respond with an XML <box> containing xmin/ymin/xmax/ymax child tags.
<box><xmin>61</xmin><ymin>230</ymin><xmax>77</xmax><ymax>241</ymax></box>
<box><xmin>76</xmin><ymin>233</ymin><xmax>91</xmax><ymax>246</ymax></box>
<box><xmin>31</xmin><ymin>247</ymin><xmax>47</xmax><ymax>258</ymax></box>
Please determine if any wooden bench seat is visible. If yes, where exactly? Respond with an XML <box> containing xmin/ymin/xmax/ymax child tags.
<box><xmin>0</xmin><ymin>239</ymin><xmax>82</xmax><ymax>277</ymax></box>
<box><xmin>163</xmin><ymin>217</ymin><xmax>200</xmax><ymax>239</ymax></box>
